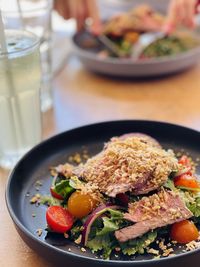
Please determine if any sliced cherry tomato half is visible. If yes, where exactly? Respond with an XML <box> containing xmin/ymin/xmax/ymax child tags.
<box><xmin>174</xmin><ymin>174</ymin><xmax>199</xmax><ymax>189</ymax></box>
<box><xmin>50</xmin><ymin>187</ymin><xmax>64</xmax><ymax>200</ymax></box>
<box><xmin>170</xmin><ymin>220</ymin><xmax>199</xmax><ymax>244</ymax></box>
<box><xmin>46</xmin><ymin>206</ymin><xmax>73</xmax><ymax>233</ymax></box>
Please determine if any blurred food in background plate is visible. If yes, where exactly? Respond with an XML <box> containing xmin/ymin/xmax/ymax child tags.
<box><xmin>98</xmin><ymin>5</ymin><xmax>200</xmax><ymax>59</ymax></box>
<box><xmin>72</xmin><ymin>4</ymin><xmax>200</xmax><ymax>77</ymax></box>
<box><xmin>103</xmin><ymin>5</ymin><xmax>165</xmax><ymax>37</ymax></box>
<box><xmin>140</xmin><ymin>33</ymin><xmax>200</xmax><ymax>59</ymax></box>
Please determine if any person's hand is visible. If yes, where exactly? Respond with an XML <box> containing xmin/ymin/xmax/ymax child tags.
<box><xmin>165</xmin><ymin>0</ymin><xmax>197</xmax><ymax>33</ymax></box>
<box><xmin>54</xmin><ymin>0</ymin><xmax>102</xmax><ymax>34</ymax></box>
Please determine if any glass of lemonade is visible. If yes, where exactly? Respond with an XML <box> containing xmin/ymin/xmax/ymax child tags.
<box><xmin>0</xmin><ymin>29</ymin><xmax>42</xmax><ymax>169</ymax></box>
<box><xmin>1</xmin><ymin>0</ymin><xmax>53</xmax><ymax>112</ymax></box>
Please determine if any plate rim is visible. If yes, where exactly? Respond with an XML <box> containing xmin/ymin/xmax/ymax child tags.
<box><xmin>5</xmin><ymin>119</ymin><xmax>200</xmax><ymax>265</ymax></box>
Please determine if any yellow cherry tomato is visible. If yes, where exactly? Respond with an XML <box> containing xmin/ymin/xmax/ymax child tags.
<box><xmin>67</xmin><ymin>191</ymin><xmax>98</xmax><ymax>219</ymax></box>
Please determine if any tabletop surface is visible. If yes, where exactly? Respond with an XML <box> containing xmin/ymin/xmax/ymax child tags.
<box><xmin>1</xmin><ymin>56</ymin><xmax>200</xmax><ymax>267</ymax></box>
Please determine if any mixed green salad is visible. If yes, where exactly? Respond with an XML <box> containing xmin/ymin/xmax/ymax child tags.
<box><xmin>98</xmin><ymin>34</ymin><xmax>200</xmax><ymax>59</ymax></box>
<box><xmin>40</xmin><ymin>134</ymin><xmax>200</xmax><ymax>260</ymax></box>
<box><xmin>140</xmin><ymin>35</ymin><xmax>200</xmax><ymax>59</ymax></box>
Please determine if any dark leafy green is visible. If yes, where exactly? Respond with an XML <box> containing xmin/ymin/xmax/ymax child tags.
<box><xmin>141</xmin><ymin>35</ymin><xmax>199</xmax><ymax>58</ymax></box>
<box><xmin>186</xmin><ymin>196</ymin><xmax>200</xmax><ymax>217</ymax></box>
<box><xmin>53</xmin><ymin>180</ymin><xmax>75</xmax><ymax>199</ymax></box>
<box><xmin>120</xmin><ymin>231</ymin><xmax>157</xmax><ymax>256</ymax></box>
<box><xmin>163</xmin><ymin>179</ymin><xmax>176</xmax><ymax>191</ymax></box>
<box><xmin>40</xmin><ymin>195</ymin><xmax>61</xmax><ymax>206</ymax></box>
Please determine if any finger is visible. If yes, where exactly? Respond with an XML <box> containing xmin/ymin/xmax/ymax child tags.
<box><xmin>164</xmin><ymin>0</ymin><xmax>179</xmax><ymax>33</ymax></box>
<box><xmin>177</xmin><ymin>0</ymin><xmax>187</xmax><ymax>25</ymax></box>
<box><xmin>86</xmin><ymin>0</ymin><xmax>102</xmax><ymax>35</ymax></box>
<box><xmin>54</xmin><ymin>0</ymin><xmax>69</xmax><ymax>20</ymax></box>
<box><xmin>182</xmin><ymin>0</ymin><xmax>196</xmax><ymax>28</ymax></box>
<box><xmin>76</xmin><ymin>2</ymin><xmax>87</xmax><ymax>31</ymax></box>
<box><xmin>68</xmin><ymin>0</ymin><xmax>79</xmax><ymax>30</ymax></box>
<box><xmin>68</xmin><ymin>0</ymin><xmax>77</xmax><ymax>18</ymax></box>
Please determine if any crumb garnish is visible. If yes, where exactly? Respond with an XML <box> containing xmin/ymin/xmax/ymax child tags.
<box><xmin>36</xmin><ymin>229</ymin><xmax>43</xmax><ymax>237</ymax></box>
<box><xmin>147</xmin><ymin>248</ymin><xmax>159</xmax><ymax>255</ymax></box>
<box><xmin>64</xmin><ymin>233</ymin><xmax>69</xmax><ymax>239</ymax></box>
<box><xmin>35</xmin><ymin>180</ymin><xmax>43</xmax><ymax>186</ymax></box>
<box><xmin>30</xmin><ymin>193</ymin><xmax>41</xmax><ymax>204</ymax></box>
<box><xmin>74</xmin><ymin>235</ymin><xmax>82</xmax><ymax>245</ymax></box>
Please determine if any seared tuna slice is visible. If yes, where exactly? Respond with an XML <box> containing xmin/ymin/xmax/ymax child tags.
<box><xmin>115</xmin><ymin>190</ymin><xmax>192</xmax><ymax>242</ymax></box>
<box><xmin>75</xmin><ymin>135</ymin><xmax>179</xmax><ymax>197</ymax></box>
<box><xmin>118</xmin><ymin>133</ymin><xmax>161</xmax><ymax>148</ymax></box>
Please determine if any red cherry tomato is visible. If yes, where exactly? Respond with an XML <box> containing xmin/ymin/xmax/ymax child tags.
<box><xmin>46</xmin><ymin>206</ymin><xmax>73</xmax><ymax>233</ymax></box>
<box><xmin>179</xmin><ymin>155</ymin><xmax>192</xmax><ymax>167</ymax></box>
<box><xmin>174</xmin><ymin>174</ymin><xmax>199</xmax><ymax>189</ymax></box>
<box><xmin>170</xmin><ymin>220</ymin><xmax>199</xmax><ymax>244</ymax></box>
<box><xmin>50</xmin><ymin>187</ymin><xmax>64</xmax><ymax>200</ymax></box>
<box><xmin>178</xmin><ymin>155</ymin><xmax>192</xmax><ymax>175</ymax></box>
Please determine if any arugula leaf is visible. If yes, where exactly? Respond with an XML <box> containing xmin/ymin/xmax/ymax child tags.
<box><xmin>163</xmin><ymin>179</ymin><xmax>176</xmax><ymax>191</ymax></box>
<box><xmin>120</xmin><ymin>231</ymin><xmax>157</xmax><ymax>256</ymax></box>
<box><xmin>69</xmin><ymin>176</ymin><xmax>85</xmax><ymax>189</ymax></box>
<box><xmin>181</xmin><ymin>191</ymin><xmax>200</xmax><ymax>221</ymax></box>
<box><xmin>86</xmin><ymin>209</ymin><xmax>125</xmax><ymax>258</ymax></box>
<box><xmin>185</xmin><ymin>196</ymin><xmax>200</xmax><ymax>217</ymax></box>
<box><xmin>53</xmin><ymin>180</ymin><xmax>75</xmax><ymax>199</ymax></box>
<box><xmin>69</xmin><ymin>220</ymin><xmax>83</xmax><ymax>240</ymax></box>
<box><xmin>97</xmin><ymin>217</ymin><xmax>119</xmax><ymax>236</ymax></box>
<box><xmin>106</xmin><ymin>208</ymin><xmax>124</xmax><ymax>220</ymax></box>
<box><xmin>86</xmin><ymin>208</ymin><xmax>157</xmax><ymax>259</ymax></box>
<box><xmin>87</xmin><ymin>233</ymin><xmax>117</xmax><ymax>259</ymax></box>
<box><xmin>40</xmin><ymin>195</ymin><xmax>61</xmax><ymax>206</ymax></box>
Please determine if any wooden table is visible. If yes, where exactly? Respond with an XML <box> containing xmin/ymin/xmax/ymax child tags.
<box><xmin>1</xmin><ymin>57</ymin><xmax>200</xmax><ymax>267</ymax></box>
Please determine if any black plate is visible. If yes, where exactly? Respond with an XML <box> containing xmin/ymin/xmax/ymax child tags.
<box><xmin>6</xmin><ymin>120</ymin><xmax>200</xmax><ymax>267</ymax></box>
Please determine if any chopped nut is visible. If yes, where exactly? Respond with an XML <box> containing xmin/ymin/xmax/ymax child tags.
<box><xmin>159</xmin><ymin>239</ymin><xmax>167</xmax><ymax>251</ymax></box>
<box><xmin>35</xmin><ymin>180</ymin><xmax>43</xmax><ymax>186</ymax></box>
<box><xmin>36</xmin><ymin>229</ymin><xmax>43</xmax><ymax>237</ymax></box>
<box><xmin>185</xmin><ymin>240</ymin><xmax>200</xmax><ymax>251</ymax></box>
<box><xmin>68</xmin><ymin>153</ymin><xmax>82</xmax><ymax>164</ymax></box>
<box><xmin>74</xmin><ymin>235</ymin><xmax>82</xmax><ymax>245</ymax></box>
<box><xmin>30</xmin><ymin>194</ymin><xmax>41</xmax><ymax>204</ymax></box>
<box><xmin>64</xmin><ymin>233</ymin><xmax>69</xmax><ymax>239</ymax></box>
<box><xmin>147</xmin><ymin>248</ymin><xmax>159</xmax><ymax>255</ymax></box>
<box><xmin>162</xmin><ymin>248</ymin><xmax>174</xmax><ymax>257</ymax></box>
